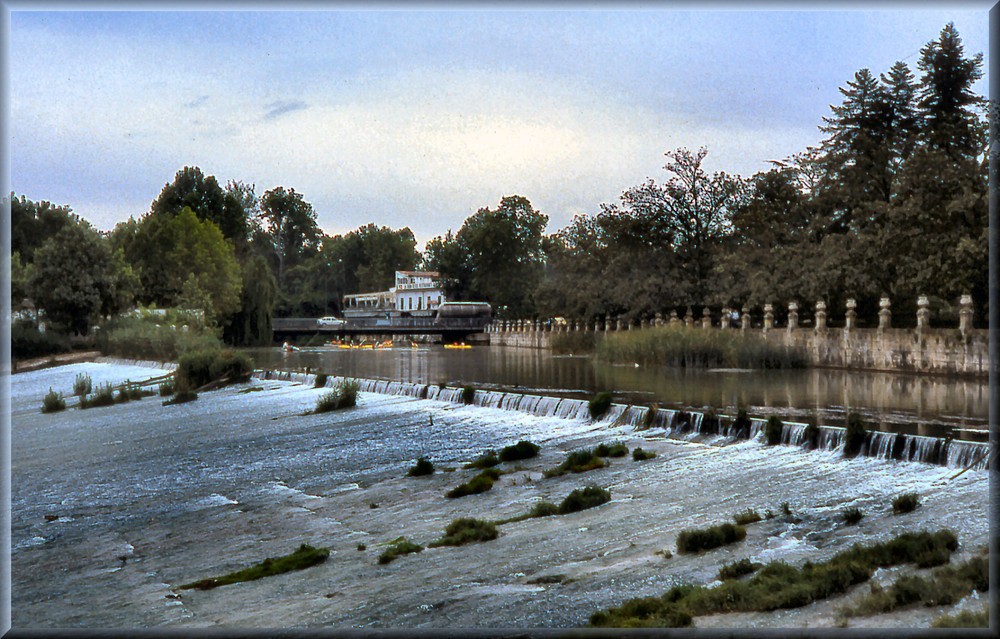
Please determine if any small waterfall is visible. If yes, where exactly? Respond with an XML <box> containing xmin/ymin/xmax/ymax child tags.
<box><xmin>534</xmin><ymin>396</ymin><xmax>563</xmax><ymax>417</ymax></box>
<box><xmin>748</xmin><ymin>418</ymin><xmax>767</xmax><ymax>442</ymax></box>
<box><xmin>518</xmin><ymin>395</ymin><xmax>542</xmax><ymax>415</ymax></box>
<box><xmin>946</xmin><ymin>440</ymin><xmax>991</xmax><ymax>471</ymax></box>
<box><xmin>555</xmin><ymin>399</ymin><xmax>591</xmax><ymax>420</ymax></box>
<box><xmin>780</xmin><ymin>422</ymin><xmax>809</xmax><ymax>447</ymax></box>
<box><xmin>897</xmin><ymin>434</ymin><xmax>942</xmax><ymax>464</ymax></box>
<box><xmin>690</xmin><ymin>412</ymin><xmax>705</xmax><ymax>433</ymax></box>
<box><xmin>862</xmin><ymin>431</ymin><xmax>898</xmax><ymax>460</ymax></box>
<box><xmin>500</xmin><ymin>394</ymin><xmax>521</xmax><ymax>411</ymax></box>
<box><xmin>434</xmin><ymin>387</ymin><xmax>465</xmax><ymax>404</ymax></box>
<box><xmin>817</xmin><ymin>427</ymin><xmax>845</xmax><ymax>452</ymax></box>
<box><xmin>95</xmin><ymin>356</ymin><xmax>177</xmax><ymax>371</ymax></box>
<box><xmin>597</xmin><ymin>403</ymin><xmax>628</xmax><ymax>424</ymax></box>
<box><xmin>621</xmin><ymin>405</ymin><xmax>650</xmax><ymax>429</ymax></box>
<box><xmin>647</xmin><ymin>408</ymin><xmax>676</xmax><ymax>431</ymax></box>
<box><xmin>474</xmin><ymin>391</ymin><xmax>505</xmax><ymax>408</ymax></box>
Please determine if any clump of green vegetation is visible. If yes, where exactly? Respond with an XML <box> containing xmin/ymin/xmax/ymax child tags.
<box><xmin>163</xmin><ymin>390</ymin><xmax>198</xmax><ymax>405</ymax></box>
<box><xmin>718</xmin><ymin>558</ymin><xmax>763</xmax><ymax>581</ymax></box>
<box><xmin>407</xmin><ymin>457</ymin><xmax>435</xmax><ymax>477</ymax></box>
<box><xmin>550</xmin><ymin>331</ymin><xmax>597</xmax><ymax>355</ymax></box>
<box><xmin>465</xmin><ymin>450</ymin><xmax>500</xmax><ymax>469</ymax></box>
<box><xmin>73</xmin><ymin>373</ymin><xmax>92</xmax><ymax>397</ymax></box>
<box><xmin>543</xmin><ymin>449</ymin><xmax>607</xmax><ymax>477</ymax></box>
<box><xmin>588</xmin><ymin>391</ymin><xmax>614</xmax><ymax>419</ymax></box>
<box><xmin>445</xmin><ymin>469</ymin><xmax>500</xmax><ymax>498</ymax></box>
<box><xmin>892</xmin><ymin>492</ymin><xmax>920</xmax><ymax>515</ymax></box>
<box><xmin>159</xmin><ymin>381</ymin><xmax>175</xmax><ymax>396</ymax></box>
<box><xmin>179</xmin><ymin>543</ymin><xmax>329</xmax><ymax>590</ymax></box>
<box><xmin>313</xmin><ymin>373</ymin><xmax>328</xmax><ymax>388</ymax></box>
<box><xmin>96</xmin><ymin>313</ymin><xmax>220</xmax><ymax>360</ymax></box>
<box><xmin>676</xmin><ymin>523</ymin><xmax>747</xmax><ymax>554</ymax></box>
<box><xmin>461</xmin><ymin>385</ymin><xmax>476</xmax><ymax>404</ymax></box>
<box><xmin>781</xmin><ymin>502</ymin><xmax>792</xmax><ymax>516</ymax></box>
<box><xmin>498</xmin><ymin>440</ymin><xmax>540</xmax><ymax>462</ymax></box>
<box><xmin>41</xmin><ymin>388</ymin><xmax>66</xmax><ymax>413</ymax></box>
<box><xmin>733</xmin><ymin>508</ymin><xmax>763</xmax><ymax>526</ymax></box>
<box><xmin>377</xmin><ymin>539</ymin><xmax>423</xmax><ymax>564</ymax></box>
<box><xmin>931</xmin><ymin>606</ymin><xmax>989</xmax><ymax>628</ymax></box>
<box><xmin>429</xmin><ymin>517</ymin><xmax>498</xmax><ymax>547</ymax></box>
<box><xmin>842</xmin><ymin>507</ymin><xmax>864</xmax><ymax>525</ymax></box>
<box><xmin>356</xmin><ymin>543</ymin><xmax>366</xmax><ymax>551</ymax></box>
<box><xmin>314</xmin><ymin>379</ymin><xmax>360</xmax><ymax>413</ymax></box>
<box><xmin>595</xmin><ymin>442</ymin><xmax>629</xmax><ymax>458</ymax></box>
<box><xmin>765</xmin><ymin>416</ymin><xmax>784</xmax><ymax>446</ymax></box>
<box><xmin>589</xmin><ymin>529</ymin><xmax>959</xmax><ymax>628</ymax></box>
<box><xmin>175</xmin><ymin>348</ymin><xmax>254</xmax><ymax>391</ymax></box>
<box><xmin>12</xmin><ymin>322</ymin><xmax>70</xmax><ymax>360</ymax></box>
<box><xmin>80</xmin><ymin>382</ymin><xmax>116</xmax><ymax>409</ymax></box>
<box><xmin>496</xmin><ymin>500</ymin><xmax>560</xmax><ymax>525</ymax></box>
<box><xmin>840</xmin><ymin>555</ymin><xmax>988</xmax><ymax>618</ymax></box>
<box><xmin>558</xmin><ymin>486</ymin><xmax>611</xmax><ymax>514</ymax></box>
<box><xmin>632</xmin><ymin>447</ymin><xmax>656</xmax><ymax>461</ymax></box>
<box><xmin>843</xmin><ymin>412</ymin><xmax>868</xmax><ymax>457</ymax></box>
<box><xmin>114</xmin><ymin>380</ymin><xmax>154</xmax><ymax>404</ymax></box>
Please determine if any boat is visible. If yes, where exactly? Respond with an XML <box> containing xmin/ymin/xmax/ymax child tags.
<box><xmin>443</xmin><ymin>342</ymin><xmax>472</xmax><ymax>350</ymax></box>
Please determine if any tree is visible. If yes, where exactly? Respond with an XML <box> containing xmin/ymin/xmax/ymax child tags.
<box><xmin>258</xmin><ymin>186</ymin><xmax>321</xmax><ymax>287</ymax></box>
<box><xmin>425</xmin><ymin>196</ymin><xmax>548</xmax><ymax>317</ymax></box>
<box><xmin>26</xmin><ymin>223</ymin><xmax>129</xmax><ymax>334</ymax></box>
<box><xmin>150</xmin><ymin>166</ymin><xmax>226</xmax><ymax>225</ymax></box>
<box><xmin>223</xmin><ymin>255</ymin><xmax>277</xmax><ymax>346</ymax></box>
<box><xmin>11</xmin><ymin>193</ymin><xmax>79</xmax><ymax>262</ymax></box>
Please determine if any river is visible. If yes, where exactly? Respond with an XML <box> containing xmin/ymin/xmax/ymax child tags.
<box><xmin>247</xmin><ymin>345</ymin><xmax>989</xmax><ymax>441</ymax></box>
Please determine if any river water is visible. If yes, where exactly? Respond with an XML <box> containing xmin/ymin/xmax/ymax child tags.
<box><xmin>247</xmin><ymin>345</ymin><xmax>989</xmax><ymax>441</ymax></box>
<box><xmin>10</xmin><ymin>357</ymin><xmax>992</xmax><ymax>629</ymax></box>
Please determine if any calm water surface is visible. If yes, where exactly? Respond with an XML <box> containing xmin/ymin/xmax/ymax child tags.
<box><xmin>247</xmin><ymin>345</ymin><xmax>988</xmax><ymax>440</ymax></box>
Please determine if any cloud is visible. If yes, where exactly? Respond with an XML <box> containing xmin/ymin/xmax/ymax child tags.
<box><xmin>263</xmin><ymin>100</ymin><xmax>309</xmax><ymax>120</ymax></box>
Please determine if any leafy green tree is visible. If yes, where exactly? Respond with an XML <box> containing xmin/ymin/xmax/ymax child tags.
<box><xmin>223</xmin><ymin>254</ymin><xmax>277</xmax><ymax>346</ymax></box>
<box><xmin>259</xmin><ymin>186</ymin><xmax>321</xmax><ymax>287</ymax></box>
<box><xmin>150</xmin><ymin>166</ymin><xmax>226</xmax><ymax>224</ymax></box>
<box><xmin>26</xmin><ymin>223</ymin><xmax>129</xmax><ymax>334</ymax></box>
<box><xmin>11</xmin><ymin>194</ymin><xmax>79</xmax><ymax>262</ymax></box>
<box><xmin>425</xmin><ymin>196</ymin><xmax>548</xmax><ymax>317</ymax></box>
<box><xmin>11</xmin><ymin>251</ymin><xmax>28</xmax><ymax>311</ymax></box>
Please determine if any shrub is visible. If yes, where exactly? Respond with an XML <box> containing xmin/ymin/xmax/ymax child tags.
<box><xmin>465</xmin><ymin>450</ymin><xmax>500</xmax><ymax>469</ymax></box>
<box><xmin>96</xmin><ymin>315</ymin><xmax>220</xmax><ymax>361</ymax></box>
<box><xmin>765</xmin><ymin>416</ymin><xmax>783</xmax><ymax>446</ymax></box>
<box><xmin>498</xmin><ymin>440</ymin><xmax>540</xmax><ymax>462</ymax></box>
<box><xmin>718</xmin><ymin>558</ymin><xmax>763</xmax><ymax>581</ymax></box>
<box><xmin>931</xmin><ymin>607</ymin><xmax>989</xmax><ymax>628</ymax></box>
<box><xmin>356</xmin><ymin>543</ymin><xmax>366</xmax><ymax>551</ymax></box>
<box><xmin>80</xmin><ymin>382</ymin><xmax>116</xmax><ymax>409</ymax></box>
<box><xmin>676</xmin><ymin>523</ymin><xmax>746</xmax><ymax>554</ymax></box>
<box><xmin>445</xmin><ymin>471</ymin><xmax>496</xmax><ymax>498</ymax></box>
<box><xmin>407</xmin><ymin>457</ymin><xmax>435</xmax><ymax>477</ymax></box>
<box><xmin>588</xmin><ymin>392</ymin><xmax>614</xmax><ymax>419</ymax></box>
<box><xmin>163</xmin><ymin>390</ymin><xmax>198</xmax><ymax>405</ymax></box>
<box><xmin>843</xmin><ymin>412</ymin><xmax>868</xmax><ymax>457</ymax></box>
<box><xmin>528</xmin><ymin>501</ymin><xmax>559</xmax><ymax>518</ymax></box>
<box><xmin>558</xmin><ymin>486</ymin><xmax>611</xmax><ymax>514</ymax></box>
<box><xmin>595</xmin><ymin>442</ymin><xmax>629</xmax><ymax>458</ymax></box>
<box><xmin>73</xmin><ymin>373</ymin><xmax>92</xmax><ymax>397</ymax></box>
<box><xmin>544</xmin><ymin>449</ymin><xmax>606</xmax><ymax>477</ymax></box>
<box><xmin>159</xmin><ymin>381</ymin><xmax>175</xmax><ymax>396</ymax></box>
<box><xmin>461</xmin><ymin>385</ymin><xmax>475</xmax><ymax>404</ymax></box>
<box><xmin>842</xmin><ymin>556</ymin><xmax>988</xmax><ymax>617</ymax></box>
<box><xmin>41</xmin><ymin>388</ymin><xmax>66</xmax><ymax>413</ymax></box>
<box><xmin>781</xmin><ymin>502</ymin><xmax>792</xmax><ymax>516</ymax></box>
<box><xmin>733</xmin><ymin>508</ymin><xmax>763</xmax><ymax>526</ymax></box>
<box><xmin>377</xmin><ymin>539</ymin><xmax>423</xmax><ymax>564</ymax></box>
<box><xmin>208</xmin><ymin>349</ymin><xmax>254</xmax><ymax>383</ymax></box>
<box><xmin>314</xmin><ymin>379</ymin><xmax>360</xmax><ymax>413</ymax></box>
<box><xmin>179</xmin><ymin>543</ymin><xmax>329</xmax><ymax>589</ymax></box>
<box><xmin>429</xmin><ymin>518</ymin><xmax>499</xmax><ymax>547</ymax></box>
<box><xmin>842</xmin><ymin>507</ymin><xmax>864</xmax><ymax>525</ymax></box>
<box><xmin>313</xmin><ymin>373</ymin><xmax>328</xmax><ymax>389</ymax></box>
<box><xmin>891</xmin><ymin>492</ymin><xmax>920</xmax><ymax>515</ymax></box>
<box><xmin>632</xmin><ymin>447</ymin><xmax>657</xmax><ymax>461</ymax></box>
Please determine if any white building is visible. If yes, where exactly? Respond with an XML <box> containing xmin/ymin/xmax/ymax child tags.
<box><xmin>342</xmin><ymin>271</ymin><xmax>447</xmax><ymax>315</ymax></box>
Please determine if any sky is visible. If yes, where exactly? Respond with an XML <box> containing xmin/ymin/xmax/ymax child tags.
<box><xmin>7</xmin><ymin>4</ymin><xmax>992</xmax><ymax>250</ymax></box>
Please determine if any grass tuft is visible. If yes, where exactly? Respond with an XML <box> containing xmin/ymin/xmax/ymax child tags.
<box><xmin>429</xmin><ymin>518</ymin><xmax>498</xmax><ymax>547</ymax></box>
<box><xmin>718</xmin><ymin>558</ymin><xmax>763</xmax><ymax>581</ymax></box>
<box><xmin>931</xmin><ymin>606</ymin><xmax>989</xmax><ymax>628</ymax></box>
<box><xmin>733</xmin><ymin>508</ymin><xmax>763</xmax><ymax>526</ymax></box>
<box><xmin>632</xmin><ymin>447</ymin><xmax>657</xmax><ymax>461</ymax></box>
<box><xmin>594</xmin><ymin>442</ymin><xmax>629</xmax><ymax>458</ymax></box>
<box><xmin>445</xmin><ymin>470</ymin><xmax>498</xmax><ymax>498</ymax></box>
<box><xmin>163</xmin><ymin>389</ymin><xmax>198</xmax><ymax>405</ymax></box>
<box><xmin>588</xmin><ymin>392</ymin><xmax>614</xmax><ymax>419</ymax></box>
<box><xmin>543</xmin><ymin>449</ymin><xmax>606</xmax><ymax>477</ymax></box>
<box><xmin>407</xmin><ymin>457</ymin><xmax>435</xmax><ymax>477</ymax></box>
<box><xmin>315</xmin><ymin>379</ymin><xmax>360</xmax><ymax>413</ymax></box>
<box><xmin>41</xmin><ymin>388</ymin><xmax>66</xmax><ymax>413</ymax></box>
<box><xmin>313</xmin><ymin>373</ymin><xmax>328</xmax><ymax>388</ymax></box>
<box><xmin>159</xmin><ymin>381</ymin><xmax>175</xmax><ymax>396</ymax></box>
<box><xmin>377</xmin><ymin>539</ymin><xmax>423</xmax><ymax>564</ymax></box>
<box><xmin>891</xmin><ymin>492</ymin><xmax>920</xmax><ymax>515</ymax></box>
<box><xmin>558</xmin><ymin>486</ymin><xmax>611</xmax><ymax>514</ymax></box>
<box><xmin>842</xmin><ymin>507</ymin><xmax>864</xmax><ymax>525</ymax></box>
<box><xmin>465</xmin><ymin>450</ymin><xmax>500</xmax><ymax>469</ymax></box>
<box><xmin>676</xmin><ymin>523</ymin><xmax>747</xmax><ymax>554</ymax></box>
<box><xmin>179</xmin><ymin>543</ymin><xmax>329</xmax><ymax>590</ymax></box>
<box><xmin>73</xmin><ymin>373</ymin><xmax>92</xmax><ymax>397</ymax></box>
<box><xmin>498</xmin><ymin>440</ymin><xmax>540</xmax><ymax>462</ymax></box>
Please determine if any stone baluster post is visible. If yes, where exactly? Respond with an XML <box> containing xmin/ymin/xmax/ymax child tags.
<box><xmin>845</xmin><ymin>298</ymin><xmax>857</xmax><ymax>331</ymax></box>
<box><xmin>604</xmin><ymin>315</ymin><xmax>611</xmax><ymax>333</ymax></box>
<box><xmin>741</xmin><ymin>305</ymin><xmax>751</xmax><ymax>333</ymax></box>
<box><xmin>787</xmin><ymin>301</ymin><xmax>798</xmax><ymax>332</ymax></box>
<box><xmin>684</xmin><ymin>307</ymin><xmax>694</xmax><ymax>328</ymax></box>
<box><xmin>916</xmin><ymin>295</ymin><xmax>930</xmax><ymax>332</ymax></box>
<box><xmin>641</xmin><ymin>317</ymin><xmax>649</xmax><ymax>330</ymax></box>
<box><xmin>701</xmin><ymin>307</ymin><xmax>711</xmax><ymax>329</ymax></box>
<box><xmin>616</xmin><ymin>317</ymin><xmax>623</xmax><ymax>332</ymax></box>
<box><xmin>763</xmin><ymin>304</ymin><xmax>774</xmax><ymax>332</ymax></box>
<box><xmin>720</xmin><ymin>307</ymin><xmax>731</xmax><ymax>330</ymax></box>
<box><xmin>815</xmin><ymin>300</ymin><xmax>827</xmax><ymax>332</ymax></box>
<box><xmin>878</xmin><ymin>297</ymin><xmax>891</xmax><ymax>331</ymax></box>
<box><xmin>669</xmin><ymin>310</ymin><xmax>680</xmax><ymax>326</ymax></box>
<box><xmin>655</xmin><ymin>312</ymin><xmax>664</xmax><ymax>327</ymax></box>
<box><xmin>959</xmin><ymin>294</ymin><xmax>974</xmax><ymax>335</ymax></box>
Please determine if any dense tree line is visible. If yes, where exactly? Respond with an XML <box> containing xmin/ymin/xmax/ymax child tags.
<box><xmin>12</xmin><ymin>24</ymin><xmax>986</xmax><ymax>342</ymax></box>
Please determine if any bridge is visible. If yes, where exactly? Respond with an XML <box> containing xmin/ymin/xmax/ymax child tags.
<box><xmin>271</xmin><ymin>316</ymin><xmax>490</xmax><ymax>342</ymax></box>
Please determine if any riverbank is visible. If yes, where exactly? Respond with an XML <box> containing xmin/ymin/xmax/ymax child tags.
<box><xmin>11</xmin><ymin>361</ymin><xmax>989</xmax><ymax>629</ymax></box>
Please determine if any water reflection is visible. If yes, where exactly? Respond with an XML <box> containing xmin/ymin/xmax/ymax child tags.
<box><xmin>246</xmin><ymin>345</ymin><xmax>987</xmax><ymax>436</ymax></box>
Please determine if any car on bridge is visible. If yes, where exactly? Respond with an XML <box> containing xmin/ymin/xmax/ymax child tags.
<box><xmin>316</xmin><ymin>316</ymin><xmax>347</xmax><ymax>328</ymax></box>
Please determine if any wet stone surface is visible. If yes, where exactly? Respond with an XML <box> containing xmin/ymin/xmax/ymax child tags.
<box><xmin>11</xmin><ymin>362</ymin><xmax>990</xmax><ymax>629</ymax></box>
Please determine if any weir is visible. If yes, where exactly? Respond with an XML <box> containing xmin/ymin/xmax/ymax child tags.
<box><xmin>251</xmin><ymin>368</ymin><xmax>991</xmax><ymax>473</ymax></box>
